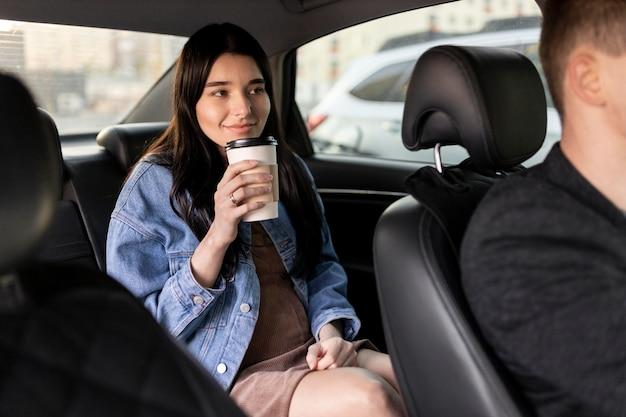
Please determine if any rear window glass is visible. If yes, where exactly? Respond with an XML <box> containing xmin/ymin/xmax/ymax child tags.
<box><xmin>0</xmin><ymin>20</ymin><xmax>186</xmax><ymax>134</ymax></box>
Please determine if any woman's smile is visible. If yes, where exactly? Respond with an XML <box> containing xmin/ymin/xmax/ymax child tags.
<box><xmin>223</xmin><ymin>121</ymin><xmax>257</xmax><ymax>135</ymax></box>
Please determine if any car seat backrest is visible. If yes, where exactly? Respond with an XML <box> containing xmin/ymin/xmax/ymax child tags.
<box><xmin>63</xmin><ymin>122</ymin><xmax>167</xmax><ymax>270</ymax></box>
<box><xmin>0</xmin><ymin>76</ymin><xmax>61</xmax><ymax>274</ymax></box>
<box><xmin>97</xmin><ymin>122</ymin><xmax>169</xmax><ymax>171</ymax></box>
<box><xmin>374</xmin><ymin>45</ymin><xmax>546</xmax><ymax>417</ymax></box>
<box><xmin>0</xmin><ymin>72</ymin><xmax>246</xmax><ymax>417</ymax></box>
<box><xmin>30</xmin><ymin>109</ymin><xmax>98</xmax><ymax>269</ymax></box>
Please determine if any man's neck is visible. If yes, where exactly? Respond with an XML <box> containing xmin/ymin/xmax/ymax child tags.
<box><xmin>561</xmin><ymin>123</ymin><xmax>626</xmax><ymax>212</ymax></box>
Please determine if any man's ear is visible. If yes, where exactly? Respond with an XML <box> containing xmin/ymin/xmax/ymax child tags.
<box><xmin>566</xmin><ymin>48</ymin><xmax>606</xmax><ymax>107</ymax></box>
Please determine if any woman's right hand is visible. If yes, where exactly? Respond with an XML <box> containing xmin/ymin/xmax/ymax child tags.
<box><xmin>210</xmin><ymin>159</ymin><xmax>273</xmax><ymax>246</ymax></box>
<box><xmin>190</xmin><ymin>159</ymin><xmax>272</xmax><ymax>287</ymax></box>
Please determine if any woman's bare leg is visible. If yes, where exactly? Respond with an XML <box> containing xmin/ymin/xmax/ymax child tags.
<box><xmin>289</xmin><ymin>367</ymin><xmax>405</xmax><ymax>417</ymax></box>
<box><xmin>356</xmin><ymin>349</ymin><xmax>401</xmax><ymax>392</ymax></box>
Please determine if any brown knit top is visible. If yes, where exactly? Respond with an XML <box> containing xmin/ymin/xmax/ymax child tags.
<box><xmin>240</xmin><ymin>223</ymin><xmax>312</xmax><ymax>368</ymax></box>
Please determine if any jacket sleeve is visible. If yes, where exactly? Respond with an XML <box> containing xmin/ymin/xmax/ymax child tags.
<box><xmin>106</xmin><ymin>213</ymin><xmax>226</xmax><ymax>340</ymax></box>
<box><xmin>461</xmin><ymin>181</ymin><xmax>626</xmax><ymax>417</ymax></box>
<box><xmin>294</xmin><ymin>155</ymin><xmax>361</xmax><ymax>341</ymax></box>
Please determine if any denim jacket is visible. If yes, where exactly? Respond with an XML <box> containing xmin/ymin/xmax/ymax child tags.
<box><xmin>106</xmin><ymin>158</ymin><xmax>360</xmax><ymax>390</ymax></box>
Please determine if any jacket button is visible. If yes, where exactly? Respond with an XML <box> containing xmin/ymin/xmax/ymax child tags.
<box><xmin>192</xmin><ymin>295</ymin><xmax>205</xmax><ymax>305</ymax></box>
<box><xmin>240</xmin><ymin>303</ymin><xmax>251</xmax><ymax>313</ymax></box>
<box><xmin>217</xmin><ymin>363</ymin><xmax>227</xmax><ymax>374</ymax></box>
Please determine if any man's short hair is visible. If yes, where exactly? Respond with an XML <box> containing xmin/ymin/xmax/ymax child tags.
<box><xmin>539</xmin><ymin>0</ymin><xmax>626</xmax><ymax>117</ymax></box>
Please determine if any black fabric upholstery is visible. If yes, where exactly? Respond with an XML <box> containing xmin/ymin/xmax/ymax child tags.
<box><xmin>63</xmin><ymin>122</ymin><xmax>167</xmax><ymax>270</ymax></box>
<box><xmin>375</xmin><ymin>45</ymin><xmax>546</xmax><ymax>417</ymax></box>
<box><xmin>0</xmin><ymin>75</ymin><xmax>60</xmax><ymax>274</ymax></box>
<box><xmin>33</xmin><ymin>200</ymin><xmax>98</xmax><ymax>269</ymax></box>
<box><xmin>0</xmin><ymin>264</ymin><xmax>245</xmax><ymax>417</ymax></box>
<box><xmin>402</xmin><ymin>46</ymin><xmax>546</xmax><ymax>169</ymax></box>
<box><xmin>64</xmin><ymin>155</ymin><xmax>127</xmax><ymax>271</ymax></box>
<box><xmin>29</xmin><ymin>109</ymin><xmax>99</xmax><ymax>269</ymax></box>
<box><xmin>96</xmin><ymin>122</ymin><xmax>168</xmax><ymax>170</ymax></box>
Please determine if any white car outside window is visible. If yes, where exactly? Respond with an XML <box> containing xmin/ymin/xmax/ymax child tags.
<box><xmin>302</xmin><ymin>27</ymin><xmax>561</xmax><ymax>166</ymax></box>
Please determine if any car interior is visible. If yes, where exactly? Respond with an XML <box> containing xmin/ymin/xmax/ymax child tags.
<box><xmin>1</xmin><ymin>0</ymin><xmax>552</xmax><ymax>416</ymax></box>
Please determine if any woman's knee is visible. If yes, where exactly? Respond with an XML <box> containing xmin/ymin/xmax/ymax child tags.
<box><xmin>347</xmin><ymin>369</ymin><xmax>403</xmax><ymax>416</ymax></box>
<box><xmin>290</xmin><ymin>367</ymin><xmax>403</xmax><ymax>417</ymax></box>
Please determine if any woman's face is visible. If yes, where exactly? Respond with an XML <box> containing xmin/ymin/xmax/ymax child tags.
<box><xmin>195</xmin><ymin>53</ymin><xmax>271</xmax><ymax>157</ymax></box>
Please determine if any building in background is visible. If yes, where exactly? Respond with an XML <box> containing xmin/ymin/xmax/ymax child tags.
<box><xmin>0</xmin><ymin>19</ymin><xmax>185</xmax><ymax>132</ymax></box>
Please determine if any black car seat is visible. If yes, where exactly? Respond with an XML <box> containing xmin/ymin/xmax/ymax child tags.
<box><xmin>96</xmin><ymin>122</ymin><xmax>168</xmax><ymax>172</ymax></box>
<box><xmin>373</xmin><ymin>45</ymin><xmax>547</xmax><ymax>417</ymax></box>
<box><xmin>32</xmin><ymin>108</ymin><xmax>99</xmax><ymax>269</ymax></box>
<box><xmin>0</xmin><ymin>74</ymin><xmax>245</xmax><ymax>417</ymax></box>
<box><xmin>63</xmin><ymin>122</ymin><xmax>167</xmax><ymax>270</ymax></box>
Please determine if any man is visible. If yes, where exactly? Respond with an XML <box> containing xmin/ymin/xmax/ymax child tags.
<box><xmin>461</xmin><ymin>1</ymin><xmax>626</xmax><ymax>416</ymax></box>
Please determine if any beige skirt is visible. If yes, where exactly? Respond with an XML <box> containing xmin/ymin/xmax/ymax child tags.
<box><xmin>230</xmin><ymin>337</ymin><xmax>373</xmax><ymax>417</ymax></box>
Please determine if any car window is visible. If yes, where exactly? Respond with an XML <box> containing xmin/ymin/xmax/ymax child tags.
<box><xmin>349</xmin><ymin>61</ymin><xmax>413</xmax><ymax>102</ymax></box>
<box><xmin>296</xmin><ymin>0</ymin><xmax>559</xmax><ymax>167</ymax></box>
<box><xmin>0</xmin><ymin>20</ymin><xmax>186</xmax><ymax>134</ymax></box>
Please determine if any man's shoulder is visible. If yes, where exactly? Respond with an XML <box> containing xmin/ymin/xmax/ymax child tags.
<box><xmin>470</xmin><ymin>165</ymin><xmax>567</xmax><ymax>227</ymax></box>
<box><xmin>461</xmin><ymin>162</ymin><xmax>599</xmax><ymax>261</ymax></box>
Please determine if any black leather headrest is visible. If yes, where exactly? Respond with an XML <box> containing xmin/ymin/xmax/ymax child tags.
<box><xmin>96</xmin><ymin>122</ymin><xmax>168</xmax><ymax>170</ymax></box>
<box><xmin>402</xmin><ymin>45</ymin><xmax>547</xmax><ymax>170</ymax></box>
<box><xmin>0</xmin><ymin>74</ymin><xmax>61</xmax><ymax>274</ymax></box>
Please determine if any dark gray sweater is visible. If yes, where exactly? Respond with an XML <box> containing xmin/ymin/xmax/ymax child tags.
<box><xmin>461</xmin><ymin>144</ymin><xmax>626</xmax><ymax>417</ymax></box>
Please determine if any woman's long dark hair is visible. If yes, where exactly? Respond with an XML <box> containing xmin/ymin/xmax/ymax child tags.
<box><xmin>144</xmin><ymin>23</ymin><xmax>322</xmax><ymax>279</ymax></box>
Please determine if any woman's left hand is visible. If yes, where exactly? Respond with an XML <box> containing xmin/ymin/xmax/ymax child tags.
<box><xmin>306</xmin><ymin>336</ymin><xmax>358</xmax><ymax>370</ymax></box>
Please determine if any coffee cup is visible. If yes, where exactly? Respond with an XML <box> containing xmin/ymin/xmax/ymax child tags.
<box><xmin>225</xmin><ymin>136</ymin><xmax>279</xmax><ymax>222</ymax></box>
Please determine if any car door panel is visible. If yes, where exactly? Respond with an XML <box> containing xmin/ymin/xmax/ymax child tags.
<box><xmin>303</xmin><ymin>154</ymin><xmax>423</xmax><ymax>350</ymax></box>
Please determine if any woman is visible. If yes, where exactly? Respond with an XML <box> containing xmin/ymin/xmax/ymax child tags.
<box><xmin>106</xmin><ymin>23</ymin><xmax>404</xmax><ymax>417</ymax></box>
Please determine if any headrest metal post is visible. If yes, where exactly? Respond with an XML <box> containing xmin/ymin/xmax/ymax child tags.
<box><xmin>434</xmin><ymin>143</ymin><xmax>443</xmax><ymax>174</ymax></box>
